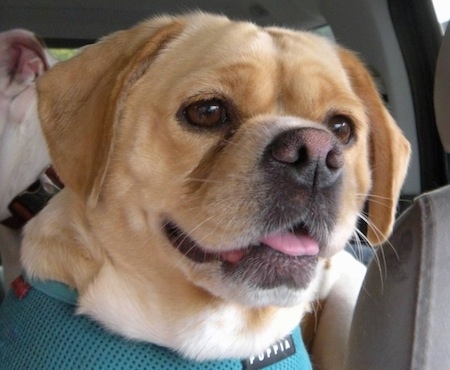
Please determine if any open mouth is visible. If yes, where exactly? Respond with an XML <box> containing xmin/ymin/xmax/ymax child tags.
<box><xmin>163</xmin><ymin>219</ymin><xmax>321</xmax><ymax>289</ymax></box>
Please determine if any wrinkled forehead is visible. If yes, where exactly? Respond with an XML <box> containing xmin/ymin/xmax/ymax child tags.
<box><xmin>162</xmin><ymin>19</ymin><xmax>347</xmax><ymax>78</ymax></box>
<box><xmin>144</xmin><ymin>19</ymin><xmax>358</xmax><ymax>118</ymax></box>
<box><xmin>266</xmin><ymin>27</ymin><xmax>352</xmax><ymax>83</ymax></box>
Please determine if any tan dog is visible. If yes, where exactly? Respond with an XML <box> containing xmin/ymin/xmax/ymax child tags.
<box><xmin>22</xmin><ymin>13</ymin><xmax>409</xmax><ymax>364</ymax></box>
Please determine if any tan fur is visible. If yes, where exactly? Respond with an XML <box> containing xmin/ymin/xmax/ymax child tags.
<box><xmin>337</xmin><ymin>48</ymin><xmax>411</xmax><ymax>244</ymax></box>
<box><xmin>22</xmin><ymin>13</ymin><xmax>410</xmax><ymax>361</ymax></box>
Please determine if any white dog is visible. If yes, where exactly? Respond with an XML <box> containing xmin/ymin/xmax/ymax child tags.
<box><xmin>0</xmin><ymin>29</ymin><xmax>56</xmax><ymax>293</ymax></box>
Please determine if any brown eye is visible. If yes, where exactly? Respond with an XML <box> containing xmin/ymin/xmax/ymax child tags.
<box><xmin>327</xmin><ymin>115</ymin><xmax>354</xmax><ymax>144</ymax></box>
<box><xmin>183</xmin><ymin>99</ymin><xmax>228</xmax><ymax>128</ymax></box>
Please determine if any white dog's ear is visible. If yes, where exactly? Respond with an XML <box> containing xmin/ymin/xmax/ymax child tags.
<box><xmin>338</xmin><ymin>48</ymin><xmax>411</xmax><ymax>245</ymax></box>
<box><xmin>37</xmin><ymin>17</ymin><xmax>185</xmax><ymax>206</ymax></box>
<box><xmin>0</xmin><ymin>29</ymin><xmax>54</xmax><ymax>92</ymax></box>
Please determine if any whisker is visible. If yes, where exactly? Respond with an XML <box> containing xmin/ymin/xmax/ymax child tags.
<box><xmin>185</xmin><ymin>177</ymin><xmax>224</xmax><ymax>184</ymax></box>
<box><xmin>356</xmin><ymin>193</ymin><xmax>393</xmax><ymax>201</ymax></box>
<box><xmin>353</xmin><ymin>227</ymin><xmax>385</xmax><ymax>290</ymax></box>
<box><xmin>355</xmin><ymin>209</ymin><xmax>404</xmax><ymax>294</ymax></box>
<box><xmin>358</xmin><ymin>212</ymin><xmax>399</xmax><ymax>261</ymax></box>
<box><xmin>196</xmin><ymin>194</ymin><xmax>250</xmax><ymax>249</ymax></box>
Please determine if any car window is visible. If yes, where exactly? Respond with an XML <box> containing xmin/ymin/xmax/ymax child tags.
<box><xmin>49</xmin><ymin>49</ymin><xmax>78</xmax><ymax>61</ymax></box>
<box><xmin>432</xmin><ymin>0</ymin><xmax>450</xmax><ymax>33</ymax></box>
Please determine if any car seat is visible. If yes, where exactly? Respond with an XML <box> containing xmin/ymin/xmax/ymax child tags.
<box><xmin>346</xmin><ymin>25</ymin><xmax>450</xmax><ymax>369</ymax></box>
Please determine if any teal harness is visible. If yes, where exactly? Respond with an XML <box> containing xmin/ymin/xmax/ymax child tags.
<box><xmin>0</xmin><ymin>275</ymin><xmax>312</xmax><ymax>370</ymax></box>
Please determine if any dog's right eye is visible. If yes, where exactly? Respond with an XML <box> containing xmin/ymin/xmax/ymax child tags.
<box><xmin>326</xmin><ymin>114</ymin><xmax>354</xmax><ymax>145</ymax></box>
<box><xmin>183</xmin><ymin>99</ymin><xmax>228</xmax><ymax>128</ymax></box>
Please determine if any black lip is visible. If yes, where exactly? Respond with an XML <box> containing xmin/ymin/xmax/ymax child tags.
<box><xmin>163</xmin><ymin>219</ymin><xmax>319</xmax><ymax>290</ymax></box>
<box><xmin>224</xmin><ymin>247</ymin><xmax>318</xmax><ymax>290</ymax></box>
<box><xmin>164</xmin><ymin>219</ymin><xmax>315</xmax><ymax>264</ymax></box>
<box><xmin>163</xmin><ymin>219</ymin><xmax>323</xmax><ymax>263</ymax></box>
<box><xmin>163</xmin><ymin>219</ymin><xmax>320</xmax><ymax>290</ymax></box>
<box><xmin>164</xmin><ymin>221</ymin><xmax>220</xmax><ymax>263</ymax></box>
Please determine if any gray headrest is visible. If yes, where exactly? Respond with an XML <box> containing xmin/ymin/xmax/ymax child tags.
<box><xmin>346</xmin><ymin>185</ymin><xmax>450</xmax><ymax>369</ymax></box>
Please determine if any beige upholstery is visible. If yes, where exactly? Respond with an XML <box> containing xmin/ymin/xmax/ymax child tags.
<box><xmin>347</xmin><ymin>26</ymin><xmax>450</xmax><ymax>369</ymax></box>
<box><xmin>346</xmin><ymin>185</ymin><xmax>450</xmax><ymax>369</ymax></box>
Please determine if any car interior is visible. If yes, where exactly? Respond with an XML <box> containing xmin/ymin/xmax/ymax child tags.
<box><xmin>0</xmin><ymin>0</ymin><xmax>449</xmax><ymax>368</ymax></box>
<box><xmin>346</xmin><ymin>19</ymin><xmax>450</xmax><ymax>369</ymax></box>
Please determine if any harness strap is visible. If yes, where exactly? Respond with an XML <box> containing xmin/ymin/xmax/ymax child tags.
<box><xmin>1</xmin><ymin>166</ymin><xmax>63</xmax><ymax>229</ymax></box>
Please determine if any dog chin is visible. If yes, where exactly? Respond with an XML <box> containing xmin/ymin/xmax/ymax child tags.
<box><xmin>194</xmin><ymin>271</ymin><xmax>321</xmax><ymax>308</ymax></box>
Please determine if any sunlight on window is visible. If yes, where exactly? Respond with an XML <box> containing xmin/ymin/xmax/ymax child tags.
<box><xmin>432</xmin><ymin>0</ymin><xmax>450</xmax><ymax>32</ymax></box>
<box><xmin>49</xmin><ymin>49</ymin><xmax>78</xmax><ymax>61</ymax></box>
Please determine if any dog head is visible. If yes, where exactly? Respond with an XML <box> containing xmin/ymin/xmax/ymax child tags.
<box><xmin>0</xmin><ymin>29</ymin><xmax>55</xmax><ymax>220</ymax></box>
<box><xmin>33</xmin><ymin>12</ymin><xmax>410</xmax><ymax>358</ymax></box>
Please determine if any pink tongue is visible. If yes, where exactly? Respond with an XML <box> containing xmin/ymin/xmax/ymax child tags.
<box><xmin>221</xmin><ymin>232</ymin><xmax>319</xmax><ymax>265</ymax></box>
<box><xmin>260</xmin><ymin>232</ymin><xmax>319</xmax><ymax>257</ymax></box>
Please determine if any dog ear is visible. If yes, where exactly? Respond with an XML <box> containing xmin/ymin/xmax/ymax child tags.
<box><xmin>338</xmin><ymin>48</ymin><xmax>411</xmax><ymax>245</ymax></box>
<box><xmin>37</xmin><ymin>17</ymin><xmax>185</xmax><ymax>206</ymax></box>
<box><xmin>0</xmin><ymin>29</ymin><xmax>55</xmax><ymax>97</ymax></box>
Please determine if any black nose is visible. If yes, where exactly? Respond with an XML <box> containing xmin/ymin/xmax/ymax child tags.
<box><xmin>266</xmin><ymin>127</ymin><xmax>343</xmax><ymax>190</ymax></box>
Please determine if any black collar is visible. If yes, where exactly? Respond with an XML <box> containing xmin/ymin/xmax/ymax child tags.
<box><xmin>1</xmin><ymin>166</ymin><xmax>63</xmax><ymax>229</ymax></box>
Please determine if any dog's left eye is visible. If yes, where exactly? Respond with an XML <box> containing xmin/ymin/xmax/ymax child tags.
<box><xmin>183</xmin><ymin>99</ymin><xmax>228</xmax><ymax>128</ymax></box>
<box><xmin>327</xmin><ymin>115</ymin><xmax>354</xmax><ymax>144</ymax></box>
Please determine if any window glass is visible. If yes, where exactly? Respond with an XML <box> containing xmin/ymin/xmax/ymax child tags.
<box><xmin>432</xmin><ymin>0</ymin><xmax>450</xmax><ymax>33</ymax></box>
<box><xmin>312</xmin><ymin>25</ymin><xmax>335</xmax><ymax>41</ymax></box>
<box><xmin>49</xmin><ymin>49</ymin><xmax>78</xmax><ymax>61</ymax></box>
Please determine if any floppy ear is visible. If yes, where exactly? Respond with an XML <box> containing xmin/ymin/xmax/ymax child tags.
<box><xmin>338</xmin><ymin>48</ymin><xmax>411</xmax><ymax>245</ymax></box>
<box><xmin>37</xmin><ymin>16</ymin><xmax>185</xmax><ymax>206</ymax></box>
